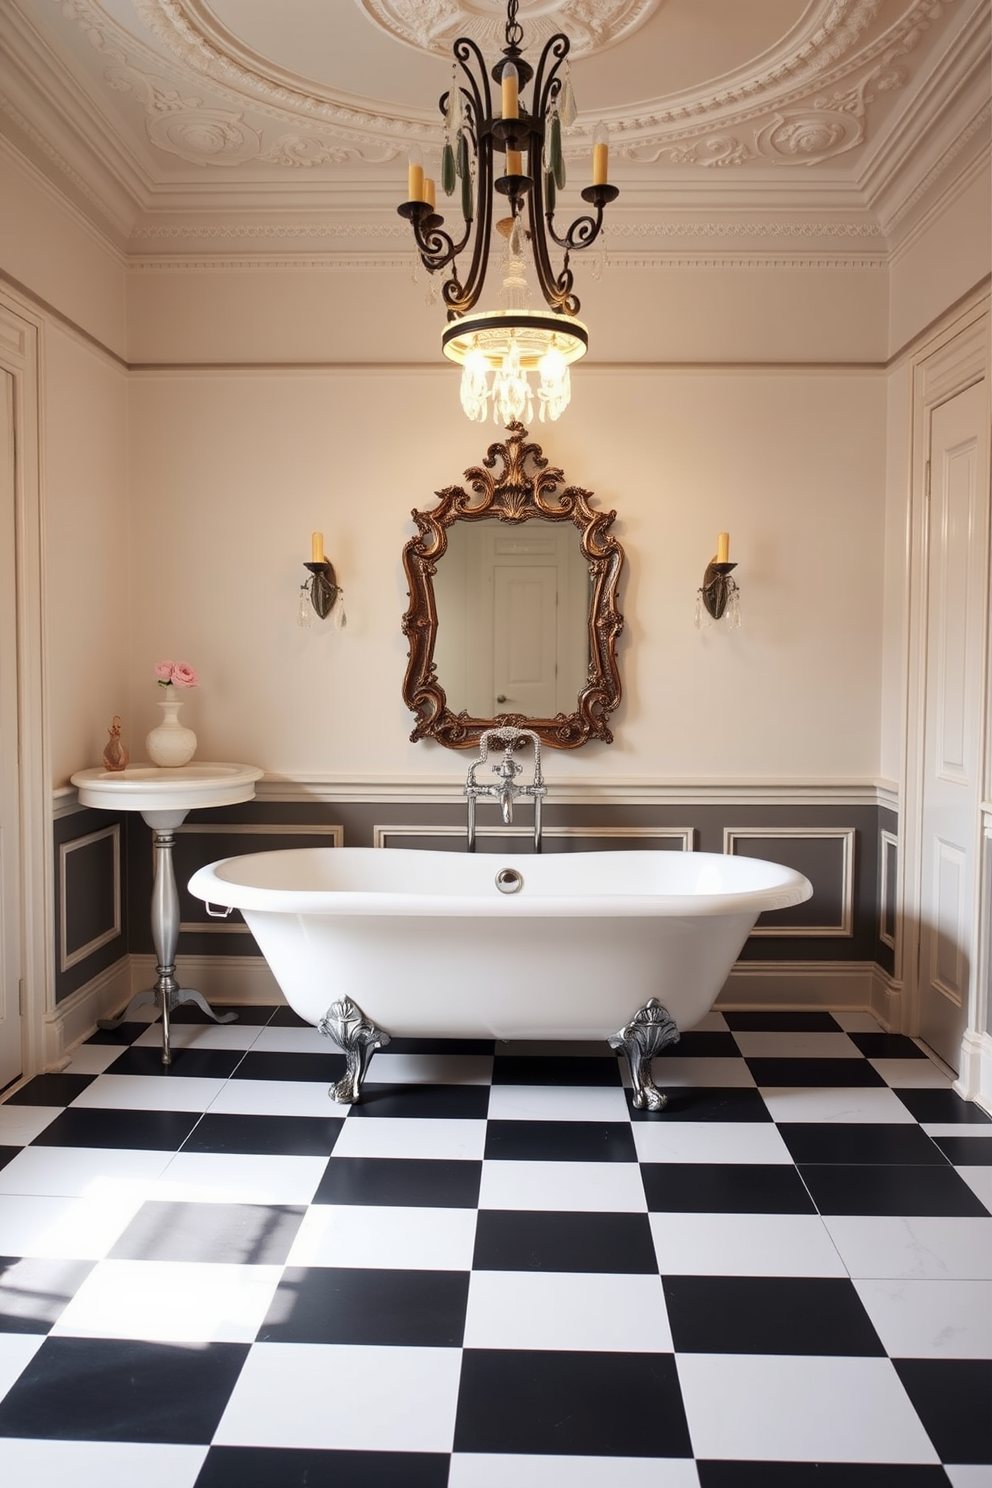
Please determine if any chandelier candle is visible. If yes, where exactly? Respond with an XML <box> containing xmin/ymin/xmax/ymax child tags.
<box><xmin>592</xmin><ymin>122</ymin><xmax>610</xmax><ymax>185</ymax></box>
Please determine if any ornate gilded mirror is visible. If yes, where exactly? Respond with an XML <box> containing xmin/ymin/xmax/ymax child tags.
<box><xmin>402</xmin><ymin>422</ymin><xmax>624</xmax><ymax>749</ymax></box>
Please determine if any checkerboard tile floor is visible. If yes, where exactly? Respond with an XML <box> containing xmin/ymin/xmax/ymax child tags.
<box><xmin>0</xmin><ymin>1004</ymin><xmax>989</xmax><ymax>1487</ymax></box>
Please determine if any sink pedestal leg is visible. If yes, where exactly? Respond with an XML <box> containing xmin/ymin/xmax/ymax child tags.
<box><xmin>608</xmin><ymin>998</ymin><xmax>681</xmax><ymax>1111</ymax></box>
<box><xmin>98</xmin><ymin>819</ymin><xmax>236</xmax><ymax>1066</ymax></box>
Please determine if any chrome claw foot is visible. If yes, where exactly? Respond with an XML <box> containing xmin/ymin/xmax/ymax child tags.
<box><xmin>608</xmin><ymin>998</ymin><xmax>680</xmax><ymax>1112</ymax></box>
<box><xmin>318</xmin><ymin>996</ymin><xmax>391</xmax><ymax>1104</ymax></box>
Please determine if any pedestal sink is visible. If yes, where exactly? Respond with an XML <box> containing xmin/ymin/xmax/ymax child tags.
<box><xmin>70</xmin><ymin>763</ymin><xmax>263</xmax><ymax>1065</ymax></box>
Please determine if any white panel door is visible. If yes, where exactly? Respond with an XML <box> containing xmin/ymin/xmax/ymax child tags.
<box><xmin>492</xmin><ymin>564</ymin><xmax>558</xmax><ymax>716</ymax></box>
<box><xmin>919</xmin><ymin>381</ymin><xmax>988</xmax><ymax>1070</ymax></box>
<box><xmin>0</xmin><ymin>370</ymin><xmax>22</xmax><ymax>1089</ymax></box>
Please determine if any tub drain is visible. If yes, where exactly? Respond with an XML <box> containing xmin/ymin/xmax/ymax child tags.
<box><xmin>495</xmin><ymin>868</ymin><xmax>524</xmax><ymax>894</ymax></box>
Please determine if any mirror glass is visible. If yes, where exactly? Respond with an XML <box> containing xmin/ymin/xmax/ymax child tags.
<box><xmin>402</xmin><ymin>423</ymin><xmax>624</xmax><ymax>750</ymax></box>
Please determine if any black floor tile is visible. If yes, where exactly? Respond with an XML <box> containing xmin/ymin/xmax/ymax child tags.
<box><xmin>932</xmin><ymin>1135</ymin><xmax>992</xmax><ymax>1166</ymax></box>
<box><xmin>83</xmin><ymin>1022</ymin><xmax>153</xmax><ymax>1045</ymax></box>
<box><xmin>109</xmin><ymin>1201</ymin><xmax>306</xmax><ymax>1265</ymax></box>
<box><xmin>348</xmin><ymin>1084</ymin><xmax>490</xmax><ymax>1119</ymax></box>
<box><xmin>798</xmin><ymin>1163</ymin><xmax>991</xmax><ymax>1217</ymax></box>
<box><xmin>846</xmin><ymin>1033</ymin><xmax>928</xmax><ymax>1059</ymax></box>
<box><xmin>382</xmin><ymin>1037</ymin><xmax>496</xmax><ymax>1055</ymax></box>
<box><xmin>231</xmin><ymin>1051</ymin><xmax>344</xmax><ymax>1083</ymax></box>
<box><xmin>266</xmin><ymin>1005</ymin><xmax>311</xmax><ymax>1027</ymax></box>
<box><xmin>492</xmin><ymin>1055</ymin><xmax>622</xmax><ymax>1086</ymax></box>
<box><xmin>312</xmin><ymin>1155</ymin><xmax>482</xmax><ymax>1208</ymax></box>
<box><xmin>747</xmin><ymin>1058</ymin><xmax>886</xmax><ymax>1088</ymax></box>
<box><xmin>0</xmin><ymin>1257</ymin><xmax>93</xmax><ymax>1333</ymax></box>
<box><xmin>723</xmin><ymin>1012</ymin><xmax>842</xmax><ymax>1032</ymax></box>
<box><xmin>170</xmin><ymin>1004</ymin><xmax>274</xmax><ymax>1025</ymax></box>
<box><xmin>697</xmin><ymin>1464</ymin><xmax>952</xmax><ymax>1486</ymax></box>
<box><xmin>893</xmin><ymin>1358</ymin><xmax>992</xmax><ymax>1464</ymax></box>
<box><xmin>776</xmin><ymin>1123</ymin><xmax>949</xmax><ymax>1166</ymax></box>
<box><xmin>181</xmin><ymin>1112</ymin><xmax>343</xmax><ymax>1157</ymax></box>
<box><xmin>483</xmin><ymin>1119</ymin><xmax>637</xmax><ymax>1162</ymax></box>
<box><xmin>628</xmin><ymin>1087</ymin><xmax>773</xmax><ymax>1122</ymax></box>
<box><xmin>0</xmin><ymin>1147</ymin><xmax>18</xmax><ymax>1173</ymax></box>
<box><xmin>0</xmin><ymin>1336</ymin><xmax>250</xmax><ymax>1442</ymax></box>
<box><xmin>30</xmin><ymin>1106</ymin><xmax>200</xmax><ymax>1151</ymax></box>
<box><xmin>641</xmin><ymin>1162</ymin><xmax>817</xmax><ymax>1214</ymax></box>
<box><xmin>472</xmin><ymin>1209</ymin><xmax>657</xmax><ymax>1273</ymax></box>
<box><xmin>257</xmin><ymin>1266</ymin><xmax>469</xmax><ymax>1346</ymax></box>
<box><xmin>663</xmin><ymin>1275</ymin><xmax>885</xmax><ymax>1355</ymax></box>
<box><xmin>5</xmin><ymin>1073</ymin><xmax>96</xmax><ymax>1105</ymax></box>
<box><xmin>104</xmin><ymin>1045</ymin><xmax>245</xmax><ymax>1079</ymax></box>
<box><xmin>665</xmin><ymin>1032</ymin><xmax>742</xmax><ymax>1058</ymax></box>
<box><xmin>453</xmin><ymin>1348</ymin><xmax>692</xmax><ymax>1456</ymax></box>
<box><xmin>194</xmin><ymin>1446</ymin><xmax>451</xmax><ymax>1488</ymax></box>
<box><xmin>894</xmin><ymin>1088</ymin><xmax>992</xmax><ymax>1124</ymax></box>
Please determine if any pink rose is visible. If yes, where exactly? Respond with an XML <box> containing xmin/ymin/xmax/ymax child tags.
<box><xmin>170</xmin><ymin>662</ymin><xmax>199</xmax><ymax>688</ymax></box>
<box><xmin>154</xmin><ymin>660</ymin><xmax>175</xmax><ymax>683</ymax></box>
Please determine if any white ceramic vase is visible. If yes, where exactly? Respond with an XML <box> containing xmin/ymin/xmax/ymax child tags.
<box><xmin>145</xmin><ymin>688</ymin><xmax>197</xmax><ymax>767</ymax></box>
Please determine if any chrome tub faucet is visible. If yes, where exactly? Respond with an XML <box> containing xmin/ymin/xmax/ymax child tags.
<box><xmin>465</xmin><ymin>727</ymin><xmax>547</xmax><ymax>853</ymax></box>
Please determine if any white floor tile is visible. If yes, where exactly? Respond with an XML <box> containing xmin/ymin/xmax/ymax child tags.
<box><xmin>823</xmin><ymin>1215</ymin><xmax>992</xmax><ymax>1280</ymax></box>
<box><xmin>206</xmin><ymin>1078</ymin><xmax>342</xmax><ymax>1118</ymax></box>
<box><xmin>463</xmin><ymin>1270</ymin><xmax>672</xmax><ymax>1351</ymax></box>
<box><xmin>685</xmin><ymin>1010</ymin><xmax>728</xmax><ymax>1033</ymax></box>
<box><xmin>213</xmin><ymin>1341</ymin><xmax>461</xmax><ymax>1451</ymax></box>
<box><xmin>486</xmin><ymin>1084</ymin><xmax>631</xmax><ymax>1123</ymax></box>
<box><xmin>921</xmin><ymin>1123</ymin><xmax>992</xmax><ymax>1139</ymax></box>
<box><xmin>0</xmin><ymin>1441</ymin><xmax>208</xmax><ymax>1488</ymax></box>
<box><xmin>0</xmin><ymin>1105</ymin><xmax>63</xmax><ymax>1145</ymax></box>
<box><xmin>831</xmin><ymin>1011</ymin><xmax>885</xmax><ymax>1032</ymax></box>
<box><xmin>132</xmin><ymin>1022</ymin><xmax>262</xmax><ymax>1051</ymax></box>
<box><xmin>287</xmin><ymin>1203</ymin><xmax>478</xmax><ymax>1271</ymax></box>
<box><xmin>854</xmin><ymin>1278</ymin><xmax>992</xmax><ymax>1359</ymax></box>
<box><xmin>246</xmin><ymin>1025</ymin><xmax>336</xmax><ymax>1055</ymax></box>
<box><xmin>478</xmin><ymin>1159</ymin><xmax>646</xmax><ymax>1212</ymax></box>
<box><xmin>364</xmin><ymin>1053</ymin><xmax>494</xmax><ymax>1086</ymax></box>
<box><xmin>956</xmin><ymin>1166</ymin><xmax>992</xmax><ymax>1211</ymax></box>
<box><xmin>69</xmin><ymin>1073</ymin><xmax>228</xmax><ymax>1112</ymax></box>
<box><xmin>676</xmin><ymin>1353</ymin><xmax>940</xmax><ymax>1463</ymax></box>
<box><xmin>330</xmin><ymin>1117</ymin><xmax>487</xmax><ymax>1161</ymax></box>
<box><xmin>760</xmin><ymin>1087</ymin><xmax>918</xmax><ymax>1123</ymax></box>
<box><xmin>0</xmin><ymin>1334</ymin><xmax>46</xmax><ymax>1406</ymax></box>
<box><xmin>0</xmin><ymin>1192</ymin><xmax>146</xmax><ymax>1260</ymax></box>
<box><xmin>51</xmin><ymin>1258</ymin><xmax>283</xmax><ymax>1343</ymax></box>
<box><xmin>0</xmin><ymin>1145</ymin><xmax>172</xmax><ymax>1199</ymax></box>
<box><xmin>651</xmin><ymin>1212</ymin><xmax>848</xmax><ymax>1277</ymax></box>
<box><xmin>732</xmin><ymin>1031</ymin><xmax>861</xmax><ymax>1059</ymax></box>
<box><xmin>869</xmin><ymin>1057</ymin><xmax>953</xmax><ymax>1088</ymax></box>
<box><xmin>155</xmin><ymin>1151</ymin><xmax>328</xmax><ymax>1206</ymax></box>
<box><xmin>60</xmin><ymin>1043</ymin><xmax>130</xmax><ymax>1075</ymax></box>
<box><xmin>943</xmin><ymin>1467</ymin><xmax>992</xmax><ymax>1487</ymax></box>
<box><xmin>632</xmin><ymin>1120</ymin><xmax>794</xmax><ymax>1165</ymax></box>
<box><xmin>450</xmin><ymin>1457</ymin><xmax>700</xmax><ymax>1488</ymax></box>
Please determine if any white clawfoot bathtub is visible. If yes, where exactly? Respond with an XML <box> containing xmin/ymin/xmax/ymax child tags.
<box><xmin>188</xmin><ymin>847</ymin><xmax>811</xmax><ymax>1108</ymax></box>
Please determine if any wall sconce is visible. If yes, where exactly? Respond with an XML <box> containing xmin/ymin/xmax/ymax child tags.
<box><xmin>695</xmin><ymin>532</ymin><xmax>741</xmax><ymax>629</ymax></box>
<box><xmin>298</xmin><ymin>531</ymin><xmax>346</xmax><ymax>629</ymax></box>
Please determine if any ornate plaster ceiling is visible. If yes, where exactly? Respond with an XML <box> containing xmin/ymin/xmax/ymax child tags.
<box><xmin>0</xmin><ymin>0</ymin><xmax>987</xmax><ymax>249</ymax></box>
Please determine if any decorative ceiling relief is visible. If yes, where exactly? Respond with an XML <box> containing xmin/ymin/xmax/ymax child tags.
<box><xmin>358</xmin><ymin>0</ymin><xmax>661</xmax><ymax>56</ymax></box>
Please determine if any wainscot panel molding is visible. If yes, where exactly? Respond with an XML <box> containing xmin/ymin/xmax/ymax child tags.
<box><xmin>44</xmin><ymin>957</ymin><xmax>133</xmax><ymax>1073</ymax></box>
<box><xmin>724</xmin><ymin>828</ymin><xmax>855</xmax><ymax>938</ymax></box>
<box><xmin>58</xmin><ymin>823</ymin><xmax>121</xmax><ymax>971</ymax></box>
<box><xmin>373</xmin><ymin>825</ymin><xmax>695</xmax><ymax>851</ymax></box>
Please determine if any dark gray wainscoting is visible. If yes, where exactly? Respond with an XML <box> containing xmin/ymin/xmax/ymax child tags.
<box><xmin>108</xmin><ymin>798</ymin><xmax>895</xmax><ymax>970</ymax></box>
<box><xmin>53</xmin><ymin>807</ymin><xmax>129</xmax><ymax>1003</ymax></box>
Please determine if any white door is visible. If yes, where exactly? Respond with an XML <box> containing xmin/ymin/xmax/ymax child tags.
<box><xmin>493</xmin><ymin>564</ymin><xmax>558</xmax><ymax>716</ymax></box>
<box><xmin>918</xmin><ymin>380</ymin><xmax>989</xmax><ymax>1070</ymax></box>
<box><xmin>0</xmin><ymin>369</ymin><xmax>22</xmax><ymax>1089</ymax></box>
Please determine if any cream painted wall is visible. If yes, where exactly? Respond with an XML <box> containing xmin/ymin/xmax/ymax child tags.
<box><xmin>889</xmin><ymin>163</ymin><xmax>992</xmax><ymax>358</ymax></box>
<box><xmin>46</xmin><ymin>328</ymin><xmax>130</xmax><ymax>784</ymax></box>
<box><xmin>125</xmin><ymin>364</ymin><xmax>886</xmax><ymax>783</ymax></box>
<box><xmin>880</xmin><ymin>361</ymin><xmax>912</xmax><ymax>790</ymax></box>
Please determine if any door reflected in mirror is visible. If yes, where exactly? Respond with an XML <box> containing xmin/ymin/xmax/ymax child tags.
<box><xmin>402</xmin><ymin>422</ymin><xmax>624</xmax><ymax>750</ymax></box>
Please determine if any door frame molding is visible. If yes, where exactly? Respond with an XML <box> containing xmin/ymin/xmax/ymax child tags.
<box><xmin>0</xmin><ymin>289</ymin><xmax>51</xmax><ymax>1083</ymax></box>
<box><xmin>900</xmin><ymin>294</ymin><xmax>990</xmax><ymax>1091</ymax></box>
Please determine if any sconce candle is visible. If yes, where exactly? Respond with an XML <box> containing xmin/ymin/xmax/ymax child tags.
<box><xmin>716</xmin><ymin>532</ymin><xmax>730</xmax><ymax>564</ymax></box>
<box><xmin>311</xmin><ymin>531</ymin><xmax>325</xmax><ymax>563</ymax></box>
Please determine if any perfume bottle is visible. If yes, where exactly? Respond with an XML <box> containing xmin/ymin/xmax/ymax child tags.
<box><xmin>102</xmin><ymin>715</ymin><xmax>128</xmax><ymax>772</ymax></box>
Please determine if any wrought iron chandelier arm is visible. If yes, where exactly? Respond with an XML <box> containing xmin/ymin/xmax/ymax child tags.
<box><xmin>439</xmin><ymin>37</ymin><xmax>496</xmax><ymax>317</ymax></box>
<box><xmin>526</xmin><ymin>176</ymin><xmax>579</xmax><ymax>317</ymax></box>
<box><xmin>546</xmin><ymin>200</ymin><xmax>605</xmax><ymax>253</ymax></box>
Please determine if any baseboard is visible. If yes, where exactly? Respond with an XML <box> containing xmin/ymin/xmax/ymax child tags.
<box><xmin>954</xmin><ymin>1028</ymin><xmax>992</xmax><ymax>1115</ymax></box>
<box><xmin>128</xmin><ymin>953</ymin><xmax>283</xmax><ymax>1006</ymax></box>
<box><xmin>44</xmin><ymin>956</ymin><xmax>132</xmax><ymax>1070</ymax></box>
<box><xmin>870</xmin><ymin>965</ymin><xmax>904</xmax><ymax>1032</ymax></box>
<box><xmin>716</xmin><ymin>960</ymin><xmax>878</xmax><ymax>1010</ymax></box>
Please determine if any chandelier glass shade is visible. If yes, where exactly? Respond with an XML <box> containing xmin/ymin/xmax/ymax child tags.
<box><xmin>398</xmin><ymin>0</ymin><xmax>617</xmax><ymax>421</ymax></box>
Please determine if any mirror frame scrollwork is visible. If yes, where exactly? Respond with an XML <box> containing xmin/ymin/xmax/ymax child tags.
<box><xmin>402</xmin><ymin>421</ymin><xmax>624</xmax><ymax>750</ymax></box>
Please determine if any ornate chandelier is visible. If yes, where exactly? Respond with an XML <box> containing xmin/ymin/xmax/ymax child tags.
<box><xmin>398</xmin><ymin>0</ymin><xmax>618</xmax><ymax>423</ymax></box>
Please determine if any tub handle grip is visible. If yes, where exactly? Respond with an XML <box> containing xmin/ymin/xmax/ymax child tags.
<box><xmin>205</xmin><ymin>902</ymin><xmax>234</xmax><ymax>919</ymax></box>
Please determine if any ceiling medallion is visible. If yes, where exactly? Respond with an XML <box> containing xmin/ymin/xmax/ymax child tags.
<box><xmin>398</xmin><ymin>0</ymin><xmax>618</xmax><ymax>423</ymax></box>
<box><xmin>360</xmin><ymin>0</ymin><xmax>661</xmax><ymax>58</ymax></box>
